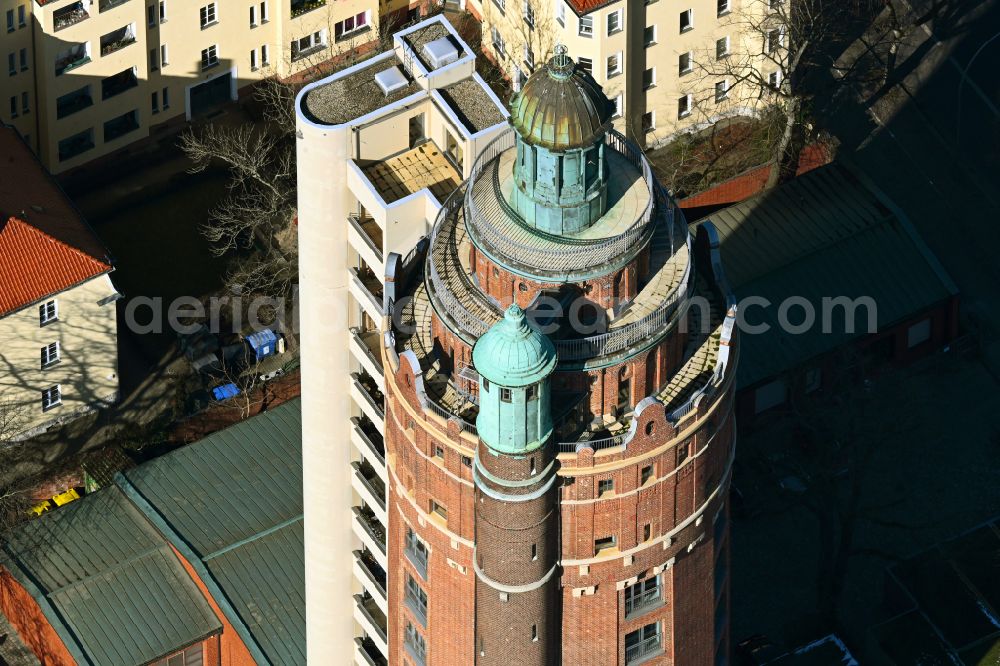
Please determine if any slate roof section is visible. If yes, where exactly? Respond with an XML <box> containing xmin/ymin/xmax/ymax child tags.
<box><xmin>1</xmin><ymin>486</ymin><xmax>222</xmax><ymax>666</ymax></box>
<box><xmin>120</xmin><ymin>399</ymin><xmax>305</xmax><ymax>665</ymax></box>
<box><xmin>0</xmin><ymin>126</ymin><xmax>111</xmax><ymax>316</ymax></box>
<box><xmin>692</xmin><ymin>163</ymin><xmax>957</xmax><ymax>390</ymax></box>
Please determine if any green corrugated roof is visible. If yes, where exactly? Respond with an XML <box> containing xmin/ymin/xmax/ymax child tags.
<box><xmin>1</xmin><ymin>487</ymin><xmax>222</xmax><ymax>666</ymax></box>
<box><xmin>121</xmin><ymin>400</ymin><xmax>305</xmax><ymax>666</ymax></box>
<box><xmin>693</xmin><ymin>164</ymin><xmax>957</xmax><ymax>390</ymax></box>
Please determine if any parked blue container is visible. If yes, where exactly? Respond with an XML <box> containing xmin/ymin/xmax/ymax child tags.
<box><xmin>212</xmin><ymin>383</ymin><xmax>241</xmax><ymax>401</ymax></box>
<box><xmin>246</xmin><ymin>329</ymin><xmax>279</xmax><ymax>361</ymax></box>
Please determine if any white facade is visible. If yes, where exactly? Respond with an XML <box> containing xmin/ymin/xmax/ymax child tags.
<box><xmin>294</xmin><ymin>15</ymin><xmax>508</xmax><ymax>663</ymax></box>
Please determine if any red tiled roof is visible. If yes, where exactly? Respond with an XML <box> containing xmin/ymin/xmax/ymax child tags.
<box><xmin>567</xmin><ymin>0</ymin><xmax>619</xmax><ymax>16</ymax></box>
<box><xmin>0</xmin><ymin>126</ymin><xmax>111</xmax><ymax>316</ymax></box>
<box><xmin>0</xmin><ymin>216</ymin><xmax>111</xmax><ymax>315</ymax></box>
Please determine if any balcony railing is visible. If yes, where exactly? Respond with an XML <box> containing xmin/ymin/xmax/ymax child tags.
<box><xmin>352</xmin><ymin>416</ymin><xmax>385</xmax><ymax>465</ymax></box>
<box><xmin>625</xmin><ymin>635</ymin><xmax>663</xmax><ymax>665</ymax></box>
<box><xmin>355</xmin><ymin>637</ymin><xmax>387</xmax><ymax>666</ymax></box>
<box><xmin>352</xmin><ymin>460</ymin><xmax>386</xmax><ymax>511</ymax></box>
<box><xmin>353</xmin><ymin>505</ymin><xmax>386</xmax><ymax>554</ymax></box>
<box><xmin>291</xmin><ymin>0</ymin><xmax>326</xmax><ymax>17</ymax></box>
<box><xmin>100</xmin><ymin>27</ymin><xmax>136</xmax><ymax>55</ymax></box>
<box><xmin>348</xmin><ymin>214</ymin><xmax>384</xmax><ymax>264</ymax></box>
<box><xmin>104</xmin><ymin>110</ymin><xmax>139</xmax><ymax>142</ymax></box>
<box><xmin>101</xmin><ymin>68</ymin><xmax>138</xmax><ymax>100</ymax></box>
<box><xmin>355</xmin><ymin>549</ymin><xmax>387</xmax><ymax>597</ymax></box>
<box><xmin>55</xmin><ymin>49</ymin><xmax>91</xmax><ymax>76</ymax></box>
<box><xmin>625</xmin><ymin>585</ymin><xmax>663</xmax><ymax>619</ymax></box>
<box><xmin>355</xmin><ymin>593</ymin><xmax>387</xmax><ymax>644</ymax></box>
<box><xmin>351</xmin><ymin>327</ymin><xmax>383</xmax><ymax>376</ymax></box>
<box><xmin>53</xmin><ymin>2</ymin><xmax>89</xmax><ymax>31</ymax></box>
<box><xmin>99</xmin><ymin>0</ymin><xmax>132</xmax><ymax>12</ymax></box>
<box><xmin>56</xmin><ymin>87</ymin><xmax>93</xmax><ymax>119</ymax></box>
<box><xmin>352</xmin><ymin>371</ymin><xmax>385</xmax><ymax>420</ymax></box>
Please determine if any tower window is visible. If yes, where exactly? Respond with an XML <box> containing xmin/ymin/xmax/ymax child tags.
<box><xmin>500</xmin><ymin>387</ymin><xmax>512</xmax><ymax>402</ymax></box>
<box><xmin>598</xmin><ymin>478</ymin><xmax>614</xmax><ymax>496</ymax></box>
<box><xmin>641</xmin><ymin>464</ymin><xmax>654</xmax><ymax>484</ymax></box>
<box><xmin>434</xmin><ymin>445</ymin><xmax>444</xmax><ymax>460</ymax></box>
<box><xmin>532</xmin><ymin>624</ymin><xmax>538</xmax><ymax>641</ymax></box>
<box><xmin>595</xmin><ymin>535</ymin><xmax>616</xmax><ymax>554</ymax></box>
<box><xmin>483</xmin><ymin>378</ymin><xmax>490</xmax><ymax>392</ymax></box>
<box><xmin>526</xmin><ymin>384</ymin><xmax>536</xmax><ymax>400</ymax></box>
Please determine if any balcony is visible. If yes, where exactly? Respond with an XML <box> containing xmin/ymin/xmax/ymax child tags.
<box><xmin>360</xmin><ymin>142</ymin><xmax>460</xmax><ymax>206</ymax></box>
<box><xmin>290</xmin><ymin>0</ymin><xmax>326</xmax><ymax>18</ymax></box>
<box><xmin>56</xmin><ymin>86</ymin><xmax>93</xmax><ymax>119</ymax></box>
<box><xmin>101</xmin><ymin>68</ymin><xmax>138</xmax><ymax>100</ymax></box>
<box><xmin>351</xmin><ymin>371</ymin><xmax>385</xmax><ymax>431</ymax></box>
<box><xmin>55</xmin><ymin>45</ymin><xmax>91</xmax><ymax>76</ymax></box>
<box><xmin>103</xmin><ymin>109</ymin><xmax>139</xmax><ymax>142</ymax></box>
<box><xmin>352</xmin><ymin>460</ymin><xmax>386</xmax><ymax>525</ymax></box>
<box><xmin>350</xmin><ymin>326</ymin><xmax>384</xmax><ymax>388</ymax></box>
<box><xmin>348</xmin><ymin>214</ymin><xmax>384</xmax><ymax>270</ymax></box>
<box><xmin>354</xmin><ymin>548</ymin><xmax>387</xmax><ymax>616</ymax></box>
<box><xmin>354</xmin><ymin>593</ymin><xmax>388</xmax><ymax>654</ymax></box>
<box><xmin>352</xmin><ymin>505</ymin><xmax>387</xmax><ymax>565</ymax></box>
<box><xmin>58</xmin><ymin>129</ymin><xmax>94</xmax><ymax>162</ymax></box>
<box><xmin>99</xmin><ymin>0</ymin><xmax>132</xmax><ymax>11</ymax></box>
<box><xmin>351</xmin><ymin>416</ymin><xmax>385</xmax><ymax>476</ymax></box>
<box><xmin>625</xmin><ymin>633</ymin><xmax>663</xmax><ymax>666</ymax></box>
<box><xmin>354</xmin><ymin>637</ymin><xmax>387</xmax><ymax>666</ymax></box>
<box><xmin>53</xmin><ymin>2</ymin><xmax>89</xmax><ymax>31</ymax></box>
<box><xmin>349</xmin><ymin>265</ymin><xmax>384</xmax><ymax>322</ymax></box>
<box><xmin>100</xmin><ymin>25</ymin><xmax>136</xmax><ymax>56</ymax></box>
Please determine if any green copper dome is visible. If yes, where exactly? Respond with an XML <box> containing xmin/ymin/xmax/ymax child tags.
<box><xmin>509</xmin><ymin>46</ymin><xmax>616</xmax><ymax>151</ymax></box>
<box><xmin>473</xmin><ymin>304</ymin><xmax>557</xmax><ymax>388</ymax></box>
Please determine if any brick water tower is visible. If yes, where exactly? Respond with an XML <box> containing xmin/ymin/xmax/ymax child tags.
<box><xmin>381</xmin><ymin>46</ymin><xmax>739</xmax><ymax>665</ymax></box>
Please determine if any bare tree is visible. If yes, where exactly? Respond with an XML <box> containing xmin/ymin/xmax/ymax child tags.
<box><xmin>508</xmin><ymin>0</ymin><xmax>560</xmax><ymax>78</ymax></box>
<box><xmin>693</xmin><ymin>0</ymin><xmax>857</xmax><ymax>187</ymax></box>
<box><xmin>0</xmin><ymin>400</ymin><xmax>36</xmax><ymax>534</ymax></box>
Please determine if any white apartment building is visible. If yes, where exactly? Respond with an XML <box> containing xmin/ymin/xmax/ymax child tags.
<box><xmin>476</xmin><ymin>0</ymin><xmax>773</xmax><ymax>147</ymax></box>
<box><xmin>294</xmin><ymin>15</ymin><xmax>508</xmax><ymax>664</ymax></box>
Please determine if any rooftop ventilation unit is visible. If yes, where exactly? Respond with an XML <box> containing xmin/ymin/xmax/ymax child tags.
<box><xmin>374</xmin><ymin>66</ymin><xmax>408</xmax><ymax>96</ymax></box>
<box><xmin>422</xmin><ymin>37</ymin><xmax>460</xmax><ymax>70</ymax></box>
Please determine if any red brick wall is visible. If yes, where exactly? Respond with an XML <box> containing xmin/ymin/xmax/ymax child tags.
<box><xmin>0</xmin><ymin>568</ymin><xmax>75</xmax><ymax>665</ymax></box>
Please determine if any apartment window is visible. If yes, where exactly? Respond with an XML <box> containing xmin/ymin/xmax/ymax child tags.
<box><xmin>405</xmin><ymin>573</ymin><xmax>428</xmax><ymax>624</ymax></box>
<box><xmin>201</xmin><ymin>45</ymin><xmax>219</xmax><ymax>70</ymax></box>
<box><xmin>40</xmin><ymin>342</ymin><xmax>60</xmax><ymax>368</ymax></box>
<box><xmin>250</xmin><ymin>5</ymin><xmax>256</xmax><ymax>26</ymax></box>
<box><xmin>462</xmin><ymin>455</ymin><xmax>472</xmax><ymax>468</ymax></box>
<box><xmin>405</xmin><ymin>526</ymin><xmax>429</xmax><ymax>577</ymax></box>
<box><xmin>607</xmin><ymin>9</ymin><xmax>621</xmax><ymax>35</ymax></box>
<box><xmin>434</xmin><ymin>445</ymin><xmax>444</xmax><ymax>460</ymax></box>
<box><xmin>334</xmin><ymin>12</ymin><xmax>368</xmax><ymax>40</ymax></box>
<box><xmin>490</xmin><ymin>28</ymin><xmax>505</xmax><ymax>59</ymax></box>
<box><xmin>147</xmin><ymin>5</ymin><xmax>156</xmax><ymax>26</ymax></box>
<box><xmin>597</xmin><ymin>478</ymin><xmax>614</xmax><ymax>496</ymax></box>
<box><xmin>404</xmin><ymin>622</ymin><xmax>427</xmax><ymax>664</ymax></box>
<box><xmin>41</xmin><ymin>385</ymin><xmax>62</xmax><ymax>411</ymax></box>
<box><xmin>577</xmin><ymin>57</ymin><xmax>592</xmax><ymax>75</ymax></box>
<box><xmin>160</xmin><ymin>44</ymin><xmax>169</xmax><ymax>66</ymax></box>
<box><xmin>611</xmin><ymin>94</ymin><xmax>622</xmax><ymax>117</ymax></box>
<box><xmin>19</xmin><ymin>48</ymin><xmax>27</xmax><ymax>71</ymax></box>
<box><xmin>162</xmin><ymin>86</ymin><xmax>170</xmax><ymax>108</ymax></box>
<box><xmin>17</xmin><ymin>5</ymin><xmax>24</xmax><ymax>27</ymax></box>
<box><xmin>769</xmin><ymin>0</ymin><xmax>782</xmax><ymax>8</ymax></box>
<box><xmin>677</xmin><ymin>440</ymin><xmax>691</xmax><ymax>465</ymax></box>
<box><xmin>716</xmin><ymin>36</ymin><xmax>730</xmax><ymax>59</ymax></box>
<box><xmin>715</xmin><ymin>79</ymin><xmax>729</xmax><ymax>102</ymax></box>
<box><xmin>430</xmin><ymin>499</ymin><xmax>448</xmax><ymax>521</ymax></box>
<box><xmin>606</xmin><ymin>52</ymin><xmax>621</xmax><ymax>77</ymax></box>
<box><xmin>159</xmin><ymin>0</ymin><xmax>167</xmax><ymax>22</ymax></box>
<box><xmin>717</xmin><ymin>0</ymin><xmax>729</xmax><ymax>16</ymax></box>
<box><xmin>644</xmin><ymin>25</ymin><xmax>656</xmax><ymax>47</ymax></box>
<box><xmin>625</xmin><ymin>623</ymin><xmax>662</xmax><ymax>664</ymax></box>
<box><xmin>679</xmin><ymin>9</ymin><xmax>692</xmax><ymax>33</ymax></box>
<box><xmin>492</xmin><ymin>0</ymin><xmax>505</xmax><ymax>13</ymax></box>
<box><xmin>531</xmin><ymin>543</ymin><xmax>537</xmax><ymax>560</ymax></box>
<box><xmin>40</xmin><ymin>300</ymin><xmax>58</xmax><ymax>325</ymax></box>
<box><xmin>523</xmin><ymin>0</ymin><xmax>534</xmax><ymax>28</ymax></box>
<box><xmin>641</xmin><ymin>464</ymin><xmax>654</xmax><ymax>485</ymax></box>
<box><xmin>20</xmin><ymin>91</ymin><xmax>28</xmax><ymax>114</ymax></box>
<box><xmin>767</xmin><ymin>28</ymin><xmax>783</xmax><ymax>53</ymax></box>
<box><xmin>642</xmin><ymin>111</ymin><xmax>654</xmax><ymax>133</ymax></box>
<box><xmin>642</xmin><ymin>67</ymin><xmax>655</xmax><ymax>89</ymax></box>
<box><xmin>908</xmin><ymin>319</ymin><xmax>932</xmax><ymax>348</ymax></box>
<box><xmin>532</xmin><ymin>625</ymin><xmax>538</xmax><ymax>641</ymax></box>
<box><xmin>199</xmin><ymin>3</ymin><xmax>217</xmax><ymax>28</ymax></box>
<box><xmin>151</xmin><ymin>91</ymin><xmax>159</xmax><ymax>113</ymax></box>
<box><xmin>149</xmin><ymin>644</ymin><xmax>203</xmax><ymax>666</ymax></box>
<box><xmin>578</xmin><ymin>15</ymin><xmax>592</xmax><ymax>37</ymax></box>
<box><xmin>595</xmin><ymin>535</ymin><xmax>616</xmax><ymax>554</ymax></box>
<box><xmin>768</xmin><ymin>70</ymin><xmax>782</xmax><ymax>89</ymax></box>
<box><xmin>624</xmin><ymin>576</ymin><xmax>662</xmax><ymax>618</ymax></box>
<box><xmin>524</xmin><ymin>44</ymin><xmax>534</xmax><ymax>70</ymax></box>
<box><xmin>5</xmin><ymin>9</ymin><xmax>13</xmax><ymax>32</ymax></box>
<box><xmin>500</xmin><ymin>387</ymin><xmax>512</xmax><ymax>402</ymax></box>
<box><xmin>7</xmin><ymin>53</ymin><xmax>13</xmax><ymax>76</ymax></box>
<box><xmin>261</xmin><ymin>43</ymin><xmax>269</xmax><ymax>65</ymax></box>
<box><xmin>9</xmin><ymin>96</ymin><xmax>16</xmax><ymax>118</ymax></box>
<box><xmin>58</xmin><ymin>128</ymin><xmax>94</xmax><ymax>161</ymax></box>
<box><xmin>260</xmin><ymin>1</ymin><xmax>268</xmax><ymax>22</ymax></box>
<box><xmin>644</xmin><ymin>523</ymin><xmax>652</xmax><ymax>541</ymax></box>
<box><xmin>149</xmin><ymin>48</ymin><xmax>158</xmax><ymax>70</ymax></box>
<box><xmin>555</xmin><ymin>0</ymin><xmax>564</xmax><ymax>26</ymax></box>
<box><xmin>678</xmin><ymin>51</ymin><xmax>692</xmax><ymax>75</ymax></box>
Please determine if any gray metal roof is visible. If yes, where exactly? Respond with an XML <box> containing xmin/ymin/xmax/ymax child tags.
<box><xmin>692</xmin><ymin>164</ymin><xmax>957</xmax><ymax>390</ymax></box>
<box><xmin>120</xmin><ymin>400</ymin><xmax>305</xmax><ymax>665</ymax></box>
<box><xmin>1</xmin><ymin>486</ymin><xmax>222</xmax><ymax>666</ymax></box>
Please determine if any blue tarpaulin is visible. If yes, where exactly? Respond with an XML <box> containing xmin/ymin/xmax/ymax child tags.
<box><xmin>212</xmin><ymin>383</ymin><xmax>241</xmax><ymax>401</ymax></box>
